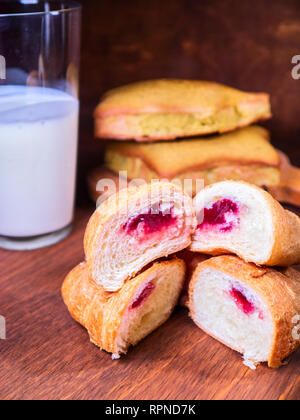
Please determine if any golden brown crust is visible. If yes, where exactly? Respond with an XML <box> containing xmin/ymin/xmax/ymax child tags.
<box><xmin>260</xmin><ymin>187</ymin><xmax>300</xmax><ymax>266</ymax></box>
<box><xmin>104</xmin><ymin>126</ymin><xmax>278</xmax><ymax>177</ymax></box>
<box><xmin>95</xmin><ymin>80</ymin><xmax>269</xmax><ymax>116</ymax></box>
<box><xmin>62</xmin><ymin>260</ymin><xmax>185</xmax><ymax>355</ymax></box>
<box><xmin>94</xmin><ymin>79</ymin><xmax>271</xmax><ymax>141</ymax></box>
<box><xmin>266</xmin><ymin>207</ymin><xmax>300</xmax><ymax>266</ymax></box>
<box><xmin>268</xmin><ymin>151</ymin><xmax>300</xmax><ymax>208</ymax></box>
<box><xmin>188</xmin><ymin>255</ymin><xmax>300</xmax><ymax>368</ymax></box>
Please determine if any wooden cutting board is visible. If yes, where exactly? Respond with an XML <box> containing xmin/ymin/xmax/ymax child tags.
<box><xmin>0</xmin><ymin>206</ymin><xmax>299</xmax><ymax>400</ymax></box>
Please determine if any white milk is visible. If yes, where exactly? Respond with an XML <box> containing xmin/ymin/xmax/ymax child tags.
<box><xmin>0</xmin><ymin>85</ymin><xmax>79</xmax><ymax>237</ymax></box>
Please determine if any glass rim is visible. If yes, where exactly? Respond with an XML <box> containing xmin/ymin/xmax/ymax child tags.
<box><xmin>0</xmin><ymin>1</ymin><xmax>81</xmax><ymax>18</ymax></box>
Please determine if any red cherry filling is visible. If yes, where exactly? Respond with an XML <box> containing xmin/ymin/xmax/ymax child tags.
<box><xmin>197</xmin><ymin>199</ymin><xmax>239</xmax><ymax>232</ymax></box>
<box><xmin>229</xmin><ymin>287</ymin><xmax>255</xmax><ymax>316</ymax></box>
<box><xmin>130</xmin><ymin>282</ymin><xmax>155</xmax><ymax>310</ymax></box>
<box><xmin>123</xmin><ymin>206</ymin><xmax>177</xmax><ymax>236</ymax></box>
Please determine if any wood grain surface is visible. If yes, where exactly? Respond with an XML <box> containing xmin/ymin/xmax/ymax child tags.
<box><xmin>0</xmin><ymin>205</ymin><xmax>299</xmax><ymax>400</ymax></box>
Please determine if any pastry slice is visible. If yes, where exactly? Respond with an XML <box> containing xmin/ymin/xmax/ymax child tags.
<box><xmin>189</xmin><ymin>255</ymin><xmax>300</xmax><ymax>368</ymax></box>
<box><xmin>190</xmin><ymin>180</ymin><xmax>300</xmax><ymax>266</ymax></box>
<box><xmin>84</xmin><ymin>181</ymin><xmax>196</xmax><ymax>291</ymax></box>
<box><xmin>62</xmin><ymin>259</ymin><xmax>185</xmax><ymax>358</ymax></box>
<box><xmin>104</xmin><ymin>126</ymin><xmax>280</xmax><ymax>194</ymax></box>
<box><xmin>95</xmin><ymin>79</ymin><xmax>271</xmax><ymax>141</ymax></box>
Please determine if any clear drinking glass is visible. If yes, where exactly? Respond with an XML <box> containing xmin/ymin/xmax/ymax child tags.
<box><xmin>0</xmin><ymin>1</ymin><xmax>81</xmax><ymax>250</ymax></box>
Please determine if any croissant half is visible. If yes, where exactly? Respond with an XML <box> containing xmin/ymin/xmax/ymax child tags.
<box><xmin>190</xmin><ymin>181</ymin><xmax>300</xmax><ymax>266</ymax></box>
<box><xmin>84</xmin><ymin>181</ymin><xmax>196</xmax><ymax>291</ymax></box>
<box><xmin>189</xmin><ymin>256</ymin><xmax>300</xmax><ymax>368</ymax></box>
<box><xmin>62</xmin><ymin>259</ymin><xmax>186</xmax><ymax>357</ymax></box>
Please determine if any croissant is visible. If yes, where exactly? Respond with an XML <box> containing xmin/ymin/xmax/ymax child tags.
<box><xmin>188</xmin><ymin>255</ymin><xmax>300</xmax><ymax>368</ymax></box>
<box><xmin>190</xmin><ymin>180</ymin><xmax>300</xmax><ymax>266</ymax></box>
<box><xmin>84</xmin><ymin>181</ymin><xmax>196</xmax><ymax>291</ymax></box>
<box><xmin>94</xmin><ymin>79</ymin><xmax>271</xmax><ymax>141</ymax></box>
<box><xmin>62</xmin><ymin>259</ymin><xmax>186</xmax><ymax>357</ymax></box>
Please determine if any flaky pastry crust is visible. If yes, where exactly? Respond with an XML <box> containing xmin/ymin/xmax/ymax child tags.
<box><xmin>105</xmin><ymin>126</ymin><xmax>279</xmax><ymax>177</ymax></box>
<box><xmin>188</xmin><ymin>256</ymin><xmax>300</xmax><ymax>368</ymax></box>
<box><xmin>62</xmin><ymin>260</ymin><xmax>186</xmax><ymax>356</ymax></box>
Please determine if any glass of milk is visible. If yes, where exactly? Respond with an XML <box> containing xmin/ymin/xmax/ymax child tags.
<box><xmin>0</xmin><ymin>1</ymin><xmax>81</xmax><ymax>250</ymax></box>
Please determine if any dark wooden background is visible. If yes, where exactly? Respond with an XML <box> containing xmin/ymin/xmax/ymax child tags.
<box><xmin>78</xmin><ymin>0</ymin><xmax>300</xmax><ymax>203</ymax></box>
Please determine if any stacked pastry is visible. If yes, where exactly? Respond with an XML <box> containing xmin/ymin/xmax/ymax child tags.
<box><xmin>88</xmin><ymin>79</ymin><xmax>287</xmax><ymax>202</ymax></box>
<box><xmin>188</xmin><ymin>180</ymin><xmax>300</xmax><ymax>369</ymax></box>
<box><xmin>64</xmin><ymin>79</ymin><xmax>300</xmax><ymax>369</ymax></box>
<box><xmin>63</xmin><ymin>179</ymin><xmax>300</xmax><ymax>369</ymax></box>
<box><xmin>62</xmin><ymin>182</ymin><xmax>197</xmax><ymax>358</ymax></box>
